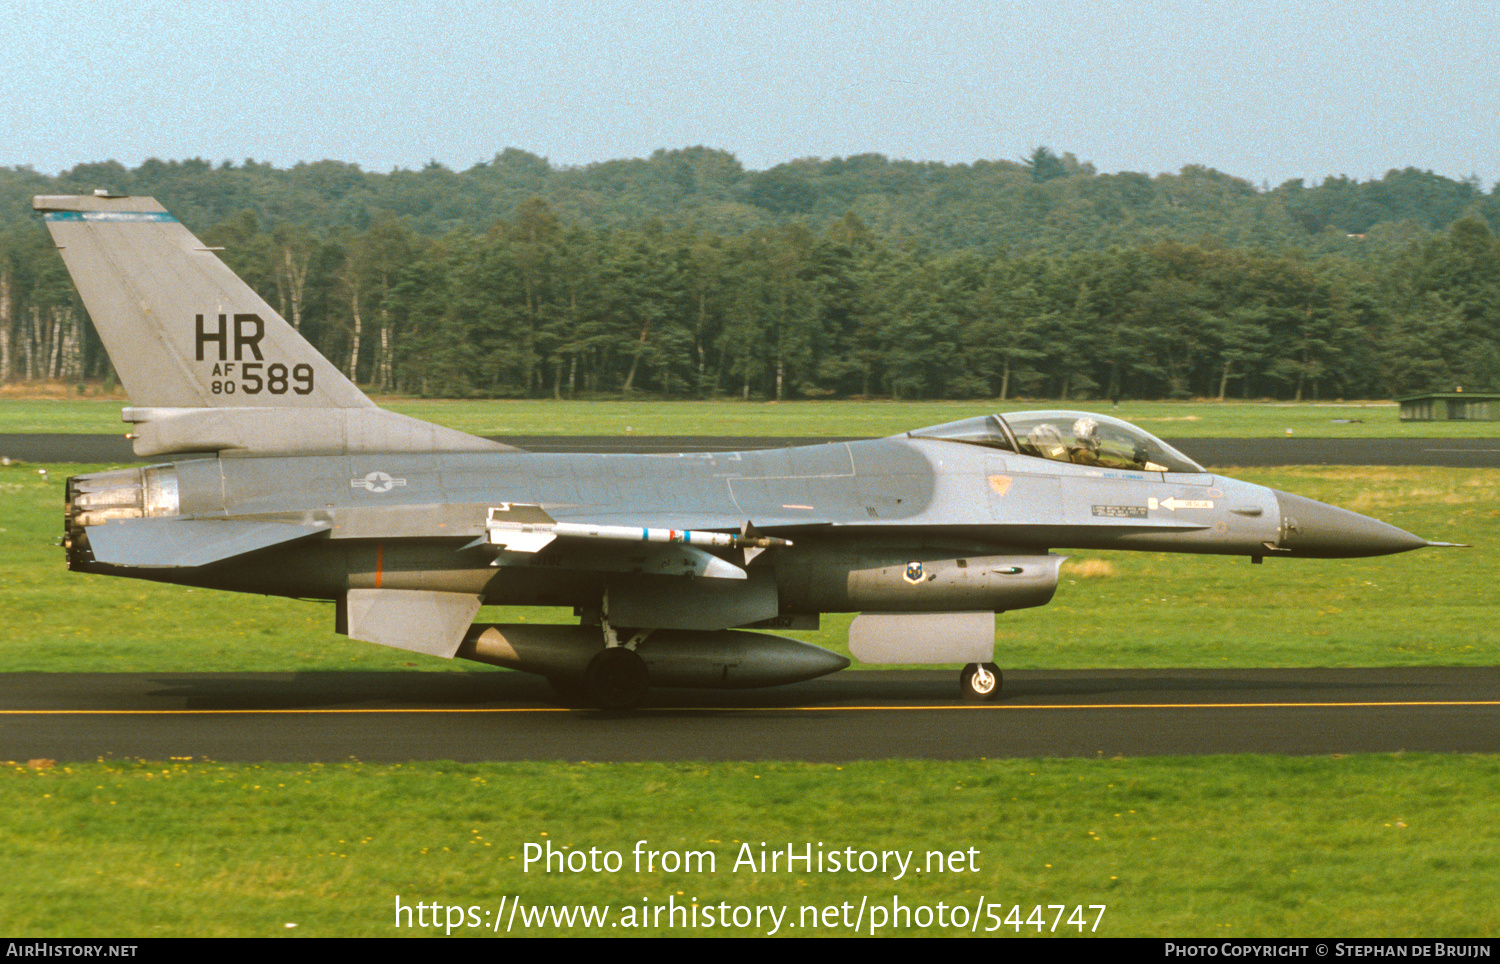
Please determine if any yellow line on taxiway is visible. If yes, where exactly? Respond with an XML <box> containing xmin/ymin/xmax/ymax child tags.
<box><xmin>3</xmin><ymin>700</ymin><xmax>1498</xmax><ymax>715</ymax></box>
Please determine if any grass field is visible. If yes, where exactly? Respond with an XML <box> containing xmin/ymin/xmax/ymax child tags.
<box><xmin>3</xmin><ymin>395</ymin><xmax>1499</xmax><ymax>439</ymax></box>
<box><xmin>1</xmin><ymin>404</ymin><xmax>1495</xmax><ymax>938</ymax></box>
<box><xmin>3</xmin><ymin>756</ymin><xmax>1498</xmax><ymax>937</ymax></box>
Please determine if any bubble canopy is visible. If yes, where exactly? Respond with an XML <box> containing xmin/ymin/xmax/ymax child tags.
<box><xmin>907</xmin><ymin>411</ymin><xmax>1205</xmax><ymax>474</ymax></box>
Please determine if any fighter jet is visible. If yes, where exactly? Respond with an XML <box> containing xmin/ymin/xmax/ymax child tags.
<box><xmin>37</xmin><ymin>193</ymin><xmax>1456</xmax><ymax>708</ymax></box>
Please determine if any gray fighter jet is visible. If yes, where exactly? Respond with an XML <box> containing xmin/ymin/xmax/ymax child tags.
<box><xmin>37</xmin><ymin>193</ymin><xmax>1456</xmax><ymax>707</ymax></box>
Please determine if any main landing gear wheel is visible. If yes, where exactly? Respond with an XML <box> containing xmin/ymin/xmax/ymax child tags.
<box><xmin>960</xmin><ymin>662</ymin><xmax>1002</xmax><ymax>702</ymax></box>
<box><xmin>584</xmin><ymin>647</ymin><xmax>650</xmax><ymax>710</ymax></box>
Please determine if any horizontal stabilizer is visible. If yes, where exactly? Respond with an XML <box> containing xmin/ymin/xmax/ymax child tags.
<box><xmin>84</xmin><ymin>517</ymin><xmax>329</xmax><ymax>568</ymax></box>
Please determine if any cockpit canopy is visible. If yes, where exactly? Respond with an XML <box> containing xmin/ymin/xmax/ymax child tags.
<box><xmin>907</xmin><ymin>411</ymin><xmax>1205</xmax><ymax>474</ymax></box>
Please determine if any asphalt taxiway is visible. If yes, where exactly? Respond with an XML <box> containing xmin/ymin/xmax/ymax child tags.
<box><xmin>5</xmin><ymin>668</ymin><xmax>1497</xmax><ymax>763</ymax></box>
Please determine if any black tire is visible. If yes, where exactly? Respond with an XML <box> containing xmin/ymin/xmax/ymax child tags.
<box><xmin>960</xmin><ymin>662</ymin><xmax>1002</xmax><ymax>702</ymax></box>
<box><xmin>584</xmin><ymin>647</ymin><xmax>650</xmax><ymax>710</ymax></box>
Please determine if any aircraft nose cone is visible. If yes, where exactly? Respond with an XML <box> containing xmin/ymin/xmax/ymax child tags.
<box><xmin>1272</xmin><ymin>490</ymin><xmax>1429</xmax><ymax>558</ymax></box>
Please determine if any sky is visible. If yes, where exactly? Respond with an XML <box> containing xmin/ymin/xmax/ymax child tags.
<box><xmin>3</xmin><ymin>0</ymin><xmax>1497</xmax><ymax>187</ymax></box>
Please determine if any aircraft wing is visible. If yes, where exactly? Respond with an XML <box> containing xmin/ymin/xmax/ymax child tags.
<box><xmin>81</xmin><ymin>517</ymin><xmax>329</xmax><ymax>568</ymax></box>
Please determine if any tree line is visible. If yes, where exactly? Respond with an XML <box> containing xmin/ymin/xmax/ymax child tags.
<box><xmin>1</xmin><ymin>151</ymin><xmax>1496</xmax><ymax>400</ymax></box>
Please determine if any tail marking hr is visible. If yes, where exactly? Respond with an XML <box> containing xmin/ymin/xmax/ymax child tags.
<box><xmin>35</xmin><ymin>193</ymin><xmax>508</xmax><ymax>457</ymax></box>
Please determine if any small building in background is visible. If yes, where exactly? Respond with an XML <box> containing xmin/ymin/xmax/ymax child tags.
<box><xmin>1397</xmin><ymin>392</ymin><xmax>1500</xmax><ymax>421</ymax></box>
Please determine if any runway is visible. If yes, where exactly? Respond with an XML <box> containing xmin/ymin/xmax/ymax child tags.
<box><xmin>4</xmin><ymin>433</ymin><xmax>1500</xmax><ymax>467</ymax></box>
<box><xmin>5</xmin><ymin>668</ymin><xmax>1497</xmax><ymax>763</ymax></box>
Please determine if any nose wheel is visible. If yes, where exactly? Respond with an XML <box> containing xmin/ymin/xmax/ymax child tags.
<box><xmin>960</xmin><ymin>662</ymin><xmax>1002</xmax><ymax>702</ymax></box>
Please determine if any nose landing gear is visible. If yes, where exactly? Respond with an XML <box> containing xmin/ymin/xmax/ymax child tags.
<box><xmin>960</xmin><ymin>662</ymin><xmax>1002</xmax><ymax>702</ymax></box>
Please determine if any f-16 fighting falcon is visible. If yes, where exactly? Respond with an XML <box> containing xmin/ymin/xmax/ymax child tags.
<box><xmin>36</xmin><ymin>193</ymin><xmax>1458</xmax><ymax>708</ymax></box>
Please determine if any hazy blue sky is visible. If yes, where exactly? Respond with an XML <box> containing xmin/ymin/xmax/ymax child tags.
<box><xmin>4</xmin><ymin>0</ymin><xmax>1496</xmax><ymax>186</ymax></box>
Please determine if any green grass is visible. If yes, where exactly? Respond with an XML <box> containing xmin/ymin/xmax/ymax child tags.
<box><xmin>2</xmin><ymin>462</ymin><xmax>1492</xmax><ymax>672</ymax></box>
<box><xmin>2</xmin><ymin>756</ymin><xmax>1497</xmax><ymax>937</ymax></box>
<box><xmin>3</xmin><ymin>396</ymin><xmax>1499</xmax><ymax>438</ymax></box>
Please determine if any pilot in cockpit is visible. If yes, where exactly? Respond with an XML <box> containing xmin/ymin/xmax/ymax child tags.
<box><xmin>1066</xmin><ymin>417</ymin><xmax>1143</xmax><ymax>470</ymax></box>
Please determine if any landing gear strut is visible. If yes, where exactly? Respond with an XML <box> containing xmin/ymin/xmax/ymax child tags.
<box><xmin>577</xmin><ymin>592</ymin><xmax>655</xmax><ymax>710</ymax></box>
<box><xmin>960</xmin><ymin>662</ymin><xmax>1002</xmax><ymax>702</ymax></box>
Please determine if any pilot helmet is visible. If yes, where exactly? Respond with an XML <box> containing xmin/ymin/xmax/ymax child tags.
<box><xmin>1027</xmin><ymin>422</ymin><xmax>1068</xmax><ymax>460</ymax></box>
<box><xmin>1072</xmin><ymin>417</ymin><xmax>1100</xmax><ymax>452</ymax></box>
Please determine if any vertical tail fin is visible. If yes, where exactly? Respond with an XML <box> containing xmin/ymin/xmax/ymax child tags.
<box><xmin>35</xmin><ymin>194</ymin><xmax>507</xmax><ymax>457</ymax></box>
<box><xmin>36</xmin><ymin>193</ymin><xmax>367</xmax><ymax>410</ymax></box>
